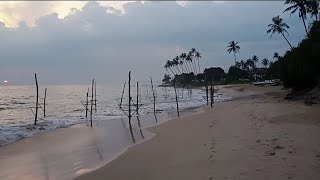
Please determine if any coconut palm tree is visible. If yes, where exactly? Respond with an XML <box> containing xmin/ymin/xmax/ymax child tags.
<box><xmin>240</xmin><ymin>60</ymin><xmax>246</xmax><ymax>70</ymax></box>
<box><xmin>195</xmin><ymin>51</ymin><xmax>202</xmax><ymax>74</ymax></box>
<box><xmin>307</xmin><ymin>0</ymin><xmax>319</xmax><ymax>21</ymax></box>
<box><xmin>227</xmin><ymin>41</ymin><xmax>240</xmax><ymax>65</ymax></box>
<box><xmin>251</xmin><ymin>55</ymin><xmax>259</xmax><ymax>68</ymax></box>
<box><xmin>235</xmin><ymin>62</ymin><xmax>241</xmax><ymax>68</ymax></box>
<box><xmin>273</xmin><ymin>52</ymin><xmax>280</xmax><ymax>60</ymax></box>
<box><xmin>165</xmin><ymin>61</ymin><xmax>175</xmax><ymax>77</ymax></box>
<box><xmin>172</xmin><ymin>58</ymin><xmax>181</xmax><ymax>74</ymax></box>
<box><xmin>190</xmin><ymin>48</ymin><xmax>198</xmax><ymax>73</ymax></box>
<box><xmin>262</xmin><ymin>58</ymin><xmax>270</xmax><ymax>68</ymax></box>
<box><xmin>267</xmin><ymin>16</ymin><xmax>293</xmax><ymax>49</ymax></box>
<box><xmin>188</xmin><ymin>50</ymin><xmax>197</xmax><ymax>73</ymax></box>
<box><xmin>284</xmin><ymin>0</ymin><xmax>310</xmax><ymax>35</ymax></box>
<box><xmin>176</xmin><ymin>56</ymin><xmax>185</xmax><ymax>73</ymax></box>
<box><xmin>245</xmin><ymin>59</ymin><xmax>255</xmax><ymax>71</ymax></box>
<box><xmin>179</xmin><ymin>53</ymin><xmax>190</xmax><ymax>73</ymax></box>
<box><xmin>185</xmin><ymin>54</ymin><xmax>194</xmax><ymax>73</ymax></box>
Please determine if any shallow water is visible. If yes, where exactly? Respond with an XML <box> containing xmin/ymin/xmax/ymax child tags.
<box><xmin>0</xmin><ymin>83</ymin><xmax>232</xmax><ymax>180</ymax></box>
<box><xmin>0</xmin><ymin>84</ymin><xmax>230</xmax><ymax>146</ymax></box>
<box><xmin>0</xmin><ymin>107</ymin><xmax>202</xmax><ymax>180</ymax></box>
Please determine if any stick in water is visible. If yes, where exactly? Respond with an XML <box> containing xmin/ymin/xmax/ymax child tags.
<box><xmin>90</xmin><ymin>79</ymin><xmax>94</xmax><ymax>127</ymax></box>
<box><xmin>34</xmin><ymin>73</ymin><xmax>39</xmax><ymax>125</ymax></box>
<box><xmin>44</xmin><ymin>88</ymin><xmax>47</xmax><ymax>118</ymax></box>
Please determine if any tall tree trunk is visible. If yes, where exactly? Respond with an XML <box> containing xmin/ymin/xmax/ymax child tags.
<box><xmin>179</xmin><ymin>64</ymin><xmax>185</xmax><ymax>73</ymax></box>
<box><xmin>175</xmin><ymin>65</ymin><xmax>181</xmax><ymax>74</ymax></box>
<box><xmin>302</xmin><ymin>17</ymin><xmax>309</xmax><ymax>35</ymax></box>
<box><xmin>169</xmin><ymin>67</ymin><xmax>176</xmax><ymax>76</ymax></box>
<box><xmin>185</xmin><ymin>62</ymin><xmax>190</xmax><ymax>73</ymax></box>
<box><xmin>193</xmin><ymin>60</ymin><xmax>198</xmax><ymax>74</ymax></box>
<box><xmin>233</xmin><ymin>52</ymin><xmax>237</xmax><ymax>65</ymax></box>
<box><xmin>281</xmin><ymin>32</ymin><xmax>293</xmax><ymax>49</ymax></box>
<box><xmin>188</xmin><ymin>61</ymin><xmax>193</xmax><ymax>73</ymax></box>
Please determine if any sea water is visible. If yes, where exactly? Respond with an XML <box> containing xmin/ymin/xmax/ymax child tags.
<box><xmin>0</xmin><ymin>83</ymin><xmax>230</xmax><ymax>146</ymax></box>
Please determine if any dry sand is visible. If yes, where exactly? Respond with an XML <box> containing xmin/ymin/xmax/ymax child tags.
<box><xmin>76</xmin><ymin>84</ymin><xmax>320</xmax><ymax>180</ymax></box>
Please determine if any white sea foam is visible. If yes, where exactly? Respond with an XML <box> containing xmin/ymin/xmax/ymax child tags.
<box><xmin>0</xmin><ymin>84</ymin><xmax>231</xmax><ymax>146</ymax></box>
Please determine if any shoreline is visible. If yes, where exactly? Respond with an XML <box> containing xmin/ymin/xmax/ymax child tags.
<box><xmin>0</xmin><ymin>85</ymin><xmax>216</xmax><ymax>147</ymax></box>
<box><xmin>0</xmin><ymin>97</ymin><xmax>209</xmax><ymax>180</ymax></box>
<box><xmin>75</xmin><ymin>84</ymin><xmax>320</xmax><ymax>180</ymax></box>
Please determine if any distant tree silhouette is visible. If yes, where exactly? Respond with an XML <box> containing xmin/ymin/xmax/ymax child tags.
<box><xmin>227</xmin><ymin>41</ymin><xmax>240</xmax><ymax>65</ymax></box>
<box><xmin>262</xmin><ymin>58</ymin><xmax>270</xmax><ymax>68</ymax></box>
<box><xmin>267</xmin><ymin>15</ymin><xmax>293</xmax><ymax>49</ymax></box>
<box><xmin>251</xmin><ymin>55</ymin><xmax>259</xmax><ymax>68</ymax></box>
<box><xmin>195</xmin><ymin>51</ymin><xmax>202</xmax><ymax>74</ymax></box>
<box><xmin>273</xmin><ymin>52</ymin><xmax>280</xmax><ymax>60</ymax></box>
<box><xmin>164</xmin><ymin>60</ymin><xmax>175</xmax><ymax>77</ymax></box>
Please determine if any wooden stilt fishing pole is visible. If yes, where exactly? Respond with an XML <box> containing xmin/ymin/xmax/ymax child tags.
<box><xmin>90</xmin><ymin>79</ymin><xmax>94</xmax><ymax>127</ymax></box>
<box><xmin>205</xmin><ymin>79</ymin><xmax>209</xmax><ymax>106</ymax></box>
<box><xmin>174</xmin><ymin>79</ymin><xmax>180</xmax><ymax>117</ymax></box>
<box><xmin>119</xmin><ymin>82</ymin><xmax>126</xmax><ymax>108</ymax></box>
<box><xmin>136</xmin><ymin>81</ymin><xmax>139</xmax><ymax>115</ymax></box>
<box><xmin>86</xmin><ymin>88</ymin><xmax>89</xmax><ymax>118</ymax></box>
<box><xmin>128</xmin><ymin>71</ymin><xmax>135</xmax><ymax>142</ymax></box>
<box><xmin>34</xmin><ymin>73</ymin><xmax>39</xmax><ymax>125</ymax></box>
<box><xmin>43</xmin><ymin>88</ymin><xmax>47</xmax><ymax>118</ymax></box>
<box><xmin>210</xmin><ymin>76</ymin><xmax>214</xmax><ymax>108</ymax></box>
<box><xmin>150</xmin><ymin>76</ymin><xmax>156</xmax><ymax>115</ymax></box>
<box><xmin>94</xmin><ymin>80</ymin><xmax>97</xmax><ymax>113</ymax></box>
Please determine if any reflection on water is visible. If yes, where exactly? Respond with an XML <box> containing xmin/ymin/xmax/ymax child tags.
<box><xmin>0</xmin><ymin>84</ymin><xmax>224</xmax><ymax>146</ymax></box>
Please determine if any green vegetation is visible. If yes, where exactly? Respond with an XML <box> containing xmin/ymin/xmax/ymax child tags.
<box><xmin>270</xmin><ymin>21</ymin><xmax>320</xmax><ymax>90</ymax></box>
<box><xmin>162</xmin><ymin>0</ymin><xmax>320</xmax><ymax>91</ymax></box>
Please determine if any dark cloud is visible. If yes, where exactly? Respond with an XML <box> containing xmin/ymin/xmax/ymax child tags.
<box><xmin>0</xmin><ymin>1</ymin><xmax>307</xmax><ymax>85</ymax></box>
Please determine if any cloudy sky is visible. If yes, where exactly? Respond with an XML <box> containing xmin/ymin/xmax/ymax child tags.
<box><xmin>0</xmin><ymin>1</ymin><xmax>308</xmax><ymax>85</ymax></box>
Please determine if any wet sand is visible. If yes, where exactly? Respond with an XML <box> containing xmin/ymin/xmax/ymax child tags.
<box><xmin>76</xmin><ymin>84</ymin><xmax>320</xmax><ymax>180</ymax></box>
<box><xmin>0</xmin><ymin>107</ymin><xmax>202</xmax><ymax>180</ymax></box>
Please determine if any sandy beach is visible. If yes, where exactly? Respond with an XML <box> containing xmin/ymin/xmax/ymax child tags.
<box><xmin>75</xmin><ymin>84</ymin><xmax>320</xmax><ymax>180</ymax></box>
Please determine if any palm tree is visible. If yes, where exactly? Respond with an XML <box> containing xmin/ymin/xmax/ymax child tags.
<box><xmin>245</xmin><ymin>59</ymin><xmax>255</xmax><ymax>71</ymax></box>
<box><xmin>240</xmin><ymin>60</ymin><xmax>246</xmax><ymax>70</ymax></box>
<box><xmin>190</xmin><ymin>48</ymin><xmax>198</xmax><ymax>74</ymax></box>
<box><xmin>251</xmin><ymin>55</ymin><xmax>259</xmax><ymax>68</ymax></box>
<box><xmin>273</xmin><ymin>52</ymin><xmax>280</xmax><ymax>60</ymax></box>
<box><xmin>172</xmin><ymin>58</ymin><xmax>181</xmax><ymax>74</ymax></box>
<box><xmin>195</xmin><ymin>51</ymin><xmax>202</xmax><ymax>74</ymax></box>
<box><xmin>165</xmin><ymin>61</ymin><xmax>175</xmax><ymax>77</ymax></box>
<box><xmin>267</xmin><ymin>16</ymin><xmax>293</xmax><ymax>49</ymax></box>
<box><xmin>227</xmin><ymin>41</ymin><xmax>240</xmax><ymax>65</ymax></box>
<box><xmin>179</xmin><ymin>53</ymin><xmax>190</xmax><ymax>73</ymax></box>
<box><xmin>235</xmin><ymin>62</ymin><xmax>241</xmax><ymax>68</ymax></box>
<box><xmin>188</xmin><ymin>50</ymin><xmax>197</xmax><ymax>73</ymax></box>
<box><xmin>179</xmin><ymin>59</ymin><xmax>186</xmax><ymax>73</ymax></box>
<box><xmin>185</xmin><ymin>54</ymin><xmax>194</xmax><ymax>73</ymax></box>
<box><xmin>284</xmin><ymin>0</ymin><xmax>310</xmax><ymax>35</ymax></box>
<box><xmin>262</xmin><ymin>58</ymin><xmax>270</xmax><ymax>68</ymax></box>
<box><xmin>307</xmin><ymin>0</ymin><xmax>319</xmax><ymax>21</ymax></box>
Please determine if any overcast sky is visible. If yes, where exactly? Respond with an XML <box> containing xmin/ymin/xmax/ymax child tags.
<box><xmin>0</xmin><ymin>1</ymin><xmax>308</xmax><ymax>85</ymax></box>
